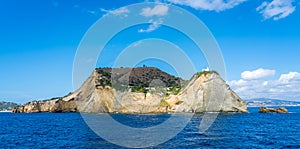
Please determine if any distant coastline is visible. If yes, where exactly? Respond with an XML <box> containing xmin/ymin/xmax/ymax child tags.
<box><xmin>247</xmin><ymin>105</ymin><xmax>300</xmax><ymax>108</ymax></box>
<box><xmin>0</xmin><ymin>110</ymin><xmax>11</xmax><ymax>113</ymax></box>
<box><xmin>0</xmin><ymin>101</ymin><xmax>18</xmax><ymax>112</ymax></box>
<box><xmin>245</xmin><ymin>98</ymin><xmax>300</xmax><ymax>107</ymax></box>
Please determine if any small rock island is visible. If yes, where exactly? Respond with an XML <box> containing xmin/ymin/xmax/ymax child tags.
<box><xmin>259</xmin><ymin>106</ymin><xmax>288</xmax><ymax>113</ymax></box>
<box><xmin>12</xmin><ymin>67</ymin><xmax>248</xmax><ymax>113</ymax></box>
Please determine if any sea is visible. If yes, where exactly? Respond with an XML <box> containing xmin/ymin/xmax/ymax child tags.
<box><xmin>1</xmin><ymin>107</ymin><xmax>300</xmax><ymax>148</ymax></box>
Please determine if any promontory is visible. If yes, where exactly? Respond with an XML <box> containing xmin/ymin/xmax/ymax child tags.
<box><xmin>12</xmin><ymin>67</ymin><xmax>248</xmax><ymax>113</ymax></box>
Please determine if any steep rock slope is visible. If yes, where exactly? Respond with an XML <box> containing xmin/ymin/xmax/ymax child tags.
<box><xmin>167</xmin><ymin>73</ymin><xmax>247</xmax><ymax>113</ymax></box>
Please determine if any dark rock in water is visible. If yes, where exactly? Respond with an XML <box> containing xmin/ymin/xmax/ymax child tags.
<box><xmin>259</xmin><ymin>107</ymin><xmax>288</xmax><ymax>113</ymax></box>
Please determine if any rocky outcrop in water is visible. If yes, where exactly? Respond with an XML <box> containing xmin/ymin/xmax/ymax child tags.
<box><xmin>12</xmin><ymin>68</ymin><xmax>248</xmax><ymax>113</ymax></box>
<box><xmin>259</xmin><ymin>107</ymin><xmax>288</xmax><ymax>113</ymax></box>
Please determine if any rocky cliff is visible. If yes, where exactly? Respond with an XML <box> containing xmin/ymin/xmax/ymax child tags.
<box><xmin>12</xmin><ymin>98</ymin><xmax>77</xmax><ymax>113</ymax></box>
<box><xmin>12</xmin><ymin>68</ymin><xmax>248</xmax><ymax>113</ymax></box>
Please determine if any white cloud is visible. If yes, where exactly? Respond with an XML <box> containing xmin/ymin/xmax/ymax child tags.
<box><xmin>101</xmin><ymin>7</ymin><xmax>130</xmax><ymax>17</ymax></box>
<box><xmin>229</xmin><ymin>79</ymin><xmax>248</xmax><ymax>86</ymax></box>
<box><xmin>241</xmin><ymin>68</ymin><xmax>276</xmax><ymax>80</ymax></box>
<box><xmin>138</xmin><ymin>19</ymin><xmax>163</xmax><ymax>33</ymax></box>
<box><xmin>256</xmin><ymin>0</ymin><xmax>296</xmax><ymax>20</ymax></box>
<box><xmin>140</xmin><ymin>5</ymin><xmax>169</xmax><ymax>17</ymax></box>
<box><xmin>166</xmin><ymin>0</ymin><xmax>246</xmax><ymax>12</ymax></box>
<box><xmin>229</xmin><ymin>70</ymin><xmax>300</xmax><ymax>100</ymax></box>
<box><xmin>139</xmin><ymin>5</ymin><xmax>169</xmax><ymax>33</ymax></box>
<box><xmin>278</xmin><ymin>72</ymin><xmax>300</xmax><ymax>84</ymax></box>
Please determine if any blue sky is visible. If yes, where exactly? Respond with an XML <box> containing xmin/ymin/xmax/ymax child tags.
<box><xmin>1</xmin><ymin>0</ymin><xmax>300</xmax><ymax>103</ymax></box>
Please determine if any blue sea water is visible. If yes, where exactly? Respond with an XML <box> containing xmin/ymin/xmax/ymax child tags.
<box><xmin>1</xmin><ymin>107</ymin><xmax>300</xmax><ymax>148</ymax></box>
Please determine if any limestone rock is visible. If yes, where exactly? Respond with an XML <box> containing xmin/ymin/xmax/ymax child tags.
<box><xmin>167</xmin><ymin>73</ymin><xmax>248</xmax><ymax>113</ymax></box>
<box><xmin>12</xmin><ymin>98</ymin><xmax>77</xmax><ymax>113</ymax></box>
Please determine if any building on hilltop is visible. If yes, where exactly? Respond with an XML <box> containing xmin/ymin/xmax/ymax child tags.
<box><xmin>202</xmin><ymin>67</ymin><xmax>210</xmax><ymax>72</ymax></box>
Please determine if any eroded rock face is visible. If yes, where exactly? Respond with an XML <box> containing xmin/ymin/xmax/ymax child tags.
<box><xmin>167</xmin><ymin>73</ymin><xmax>248</xmax><ymax>113</ymax></box>
<box><xmin>12</xmin><ymin>69</ymin><xmax>248</xmax><ymax>113</ymax></box>
<box><xmin>259</xmin><ymin>107</ymin><xmax>288</xmax><ymax>113</ymax></box>
<box><xmin>12</xmin><ymin>98</ymin><xmax>77</xmax><ymax>113</ymax></box>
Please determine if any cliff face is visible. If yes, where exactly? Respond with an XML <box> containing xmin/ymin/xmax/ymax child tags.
<box><xmin>12</xmin><ymin>68</ymin><xmax>248</xmax><ymax>113</ymax></box>
<box><xmin>167</xmin><ymin>73</ymin><xmax>247</xmax><ymax>113</ymax></box>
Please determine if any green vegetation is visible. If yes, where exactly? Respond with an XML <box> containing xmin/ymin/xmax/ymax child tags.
<box><xmin>195</xmin><ymin>70</ymin><xmax>219</xmax><ymax>77</ymax></box>
<box><xmin>95</xmin><ymin>68</ymin><xmax>219</xmax><ymax>97</ymax></box>
<box><xmin>164</xmin><ymin>92</ymin><xmax>170</xmax><ymax>97</ymax></box>
<box><xmin>96</xmin><ymin>67</ymin><xmax>183</xmax><ymax>94</ymax></box>
<box><xmin>167</xmin><ymin>86</ymin><xmax>182</xmax><ymax>95</ymax></box>
<box><xmin>160</xmin><ymin>99</ymin><xmax>169</xmax><ymax>107</ymax></box>
<box><xmin>131</xmin><ymin>84</ymin><xmax>148</xmax><ymax>94</ymax></box>
<box><xmin>98</xmin><ymin>78</ymin><xmax>112</xmax><ymax>86</ymax></box>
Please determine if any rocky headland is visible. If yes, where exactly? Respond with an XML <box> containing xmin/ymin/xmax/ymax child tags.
<box><xmin>12</xmin><ymin>67</ymin><xmax>248</xmax><ymax>113</ymax></box>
